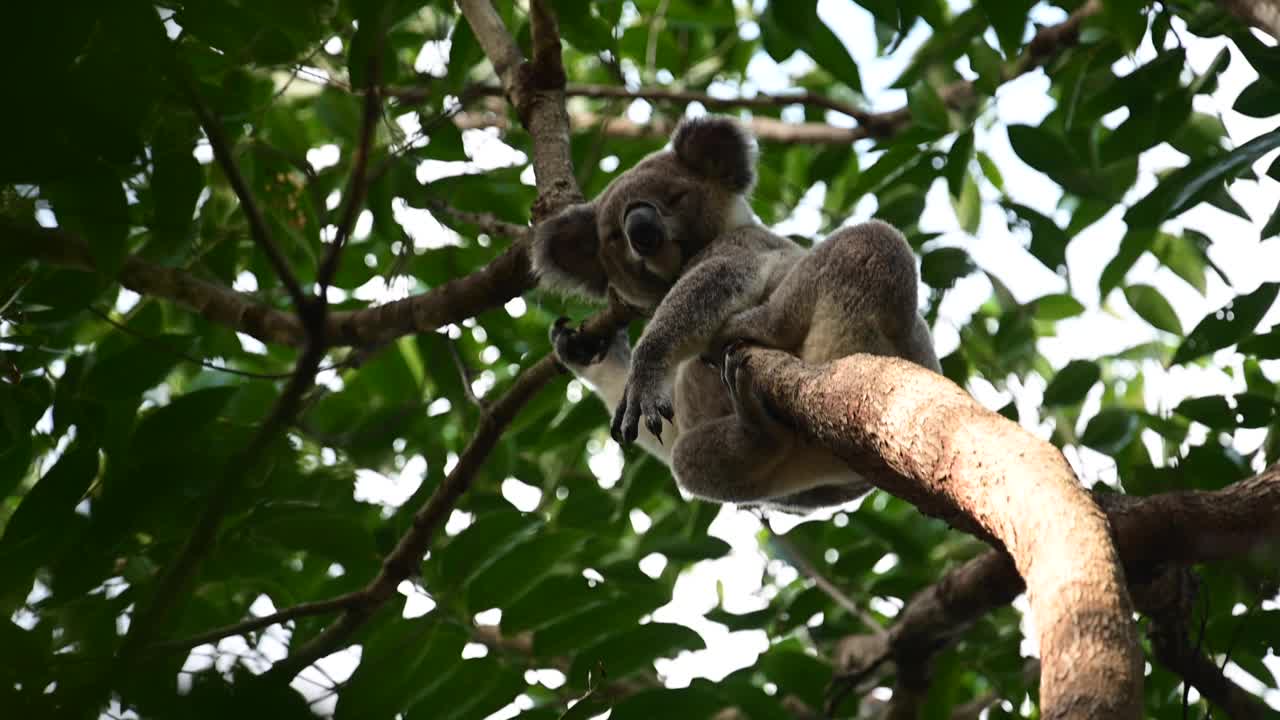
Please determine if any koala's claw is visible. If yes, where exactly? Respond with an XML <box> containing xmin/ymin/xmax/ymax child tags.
<box><xmin>720</xmin><ymin>340</ymin><xmax>748</xmax><ymax>391</ymax></box>
<box><xmin>611</xmin><ymin>379</ymin><xmax>674</xmax><ymax>446</ymax></box>
<box><xmin>550</xmin><ymin>316</ymin><xmax>612</xmax><ymax>367</ymax></box>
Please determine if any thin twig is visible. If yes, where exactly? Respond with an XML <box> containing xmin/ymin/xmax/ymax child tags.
<box><xmin>182</xmin><ymin>73</ymin><xmax>308</xmax><ymax>311</ymax></box>
<box><xmin>770</xmin><ymin>532</ymin><xmax>886</xmax><ymax>638</ymax></box>
<box><xmin>317</xmin><ymin>41</ymin><xmax>382</xmax><ymax>293</ymax></box>
<box><xmin>146</xmin><ymin>592</ymin><xmax>365</xmax><ymax>656</ymax></box>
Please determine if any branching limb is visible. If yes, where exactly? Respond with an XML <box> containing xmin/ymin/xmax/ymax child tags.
<box><xmin>825</xmin><ymin>464</ymin><xmax>1279</xmax><ymax>713</ymax></box>
<box><xmin>263</xmin><ymin>302</ymin><xmax>632</xmax><ymax>681</ymax></box>
<box><xmin>1141</xmin><ymin>568</ymin><xmax>1271</xmax><ymax>720</ymax></box>
<box><xmin>737</xmin><ymin>348</ymin><xmax>1143</xmax><ymax>718</ymax></box>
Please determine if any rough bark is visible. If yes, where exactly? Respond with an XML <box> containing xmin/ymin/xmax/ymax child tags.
<box><xmin>832</xmin><ymin>464</ymin><xmax>1280</xmax><ymax>709</ymax></box>
<box><xmin>739</xmin><ymin>349</ymin><xmax>1144</xmax><ymax>719</ymax></box>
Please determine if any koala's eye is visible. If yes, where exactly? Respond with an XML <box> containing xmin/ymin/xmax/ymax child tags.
<box><xmin>667</xmin><ymin>189</ymin><xmax>688</xmax><ymax>206</ymax></box>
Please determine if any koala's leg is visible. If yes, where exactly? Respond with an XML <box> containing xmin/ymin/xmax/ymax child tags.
<box><xmin>766</xmin><ymin>483</ymin><xmax>872</xmax><ymax>512</ymax></box>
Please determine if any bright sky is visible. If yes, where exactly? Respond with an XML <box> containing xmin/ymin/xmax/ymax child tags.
<box><xmin>122</xmin><ymin>1</ymin><xmax>1280</xmax><ymax>716</ymax></box>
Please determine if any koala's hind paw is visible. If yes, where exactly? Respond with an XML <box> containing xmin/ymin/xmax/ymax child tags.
<box><xmin>611</xmin><ymin>377</ymin><xmax>674</xmax><ymax>446</ymax></box>
<box><xmin>550</xmin><ymin>317</ymin><xmax>615</xmax><ymax>367</ymax></box>
<box><xmin>721</xmin><ymin>341</ymin><xmax>782</xmax><ymax>435</ymax></box>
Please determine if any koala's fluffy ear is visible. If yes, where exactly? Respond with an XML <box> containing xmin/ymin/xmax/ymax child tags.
<box><xmin>531</xmin><ymin>203</ymin><xmax>608</xmax><ymax>299</ymax></box>
<box><xmin>671</xmin><ymin>116</ymin><xmax>757</xmax><ymax>193</ymax></box>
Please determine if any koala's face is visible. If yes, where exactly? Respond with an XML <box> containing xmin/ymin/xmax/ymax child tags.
<box><xmin>533</xmin><ymin>116</ymin><xmax>758</xmax><ymax>310</ymax></box>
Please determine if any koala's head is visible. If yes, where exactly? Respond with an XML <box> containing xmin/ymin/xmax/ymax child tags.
<box><xmin>532</xmin><ymin>116</ymin><xmax>758</xmax><ymax>310</ymax></box>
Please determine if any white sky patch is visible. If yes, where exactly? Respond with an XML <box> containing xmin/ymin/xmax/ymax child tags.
<box><xmin>306</xmin><ymin>144</ymin><xmax>341</xmax><ymax>172</ymax></box>
<box><xmin>415</xmin><ymin>39</ymin><xmax>452</xmax><ymax>76</ymax></box>
<box><xmin>587</xmin><ymin>438</ymin><xmax>624</xmax><ymax>488</ymax></box>
<box><xmin>501</xmin><ymin>477</ymin><xmax>542</xmax><ymax>512</ymax></box>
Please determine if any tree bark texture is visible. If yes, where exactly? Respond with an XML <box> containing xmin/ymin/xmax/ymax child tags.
<box><xmin>740</xmin><ymin>348</ymin><xmax>1144</xmax><ymax>719</ymax></box>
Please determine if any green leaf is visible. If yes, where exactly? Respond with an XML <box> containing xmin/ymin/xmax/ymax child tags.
<box><xmin>1101</xmin><ymin>0</ymin><xmax>1148</xmax><ymax>51</ymax></box>
<box><xmin>82</xmin><ymin>334</ymin><xmax>193</xmax><ymax>401</ymax></box>
<box><xmin>944</xmin><ymin>131</ymin><xmax>973</xmax><ymax>197</ymax></box>
<box><xmin>550</xmin><ymin>1</ymin><xmax>615</xmax><ymax>53</ymax></box>
<box><xmin>609</xmin><ymin>686</ymin><xmax>725</xmax><ymax>720</ymax></box>
<box><xmin>975</xmin><ymin>0</ymin><xmax>1033</xmax><ymax>56</ymax></box>
<box><xmin>1239</xmin><ymin>327</ymin><xmax>1280</xmax><ymax>359</ymax></box>
<box><xmin>1003</xmin><ymin>202</ymin><xmax>1068</xmax><ymax>273</ymax></box>
<box><xmin>1099</xmin><ymin>229</ymin><xmax>1155</xmax><ymax>298</ymax></box>
<box><xmin>636</xmin><ymin>534</ymin><xmax>731</xmax><ymax>562</ymax></box>
<box><xmin>336</xmin><ymin>617</ymin><xmax>469</xmax><ymax>719</ymax></box>
<box><xmin>975</xmin><ymin>150</ymin><xmax>1004</xmax><ymax>191</ymax></box>
<box><xmin>465</xmin><ymin>530</ymin><xmax>587</xmax><ymax>611</ymax></box>
<box><xmin>1123</xmin><ymin>284</ymin><xmax>1183</xmax><ymax>335</ymax></box>
<box><xmin>967</xmin><ymin>37</ymin><xmax>1005</xmax><ymax>94</ymax></box>
<box><xmin>952</xmin><ymin>173</ymin><xmax>981</xmax><ymax>234</ymax></box>
<box><xmin>1098</xmin><ymin>91</ymin><xmax>1192</xmax><ymax>165</ymax></box>
<box><xmin>1042</xmin><ymin>360</ymin><xmax>1101</xmax><ymax>407</ymax></box>
<box><xmin>766</xmin><ymin>0</ymin><xmax>862</xmax><ymax>91</ymax></box>
<box><xmin>1080</xmin><ymin>409</ymin><xmax>1139</xmax><ymax>455</ymax></box>
<box><xmin>568</xmin><ymin>622</ymin><xmax>705</xmax><ymax>686</ymax></box>
<box><xmin>44</xmin><ymin>165</ymin><xmax>131</xmax><ymax>277</ymax></box>
<box><xmin>1172</xmin><ymin>282</ymin><xmax>1280</xmax><ymax>364</ymax></box>
<box><xmin>1262</xmin><ymin>199</ymin><xmax>1280</xmax><ymax>239</ymax></box>
<box><xmin>920</xmin><ymin>247</ymin><xmax>977</xmax><ymax>290</ymax></box>
<box><xmin>1233</xmin><ymin>77</ymin><xmax>1280</xmax><ymax>118</ymax></box>
<box><xmin>907</xmin><ymin>80</ymin><xmax>949</xmax><ymax>131</ymax></box>
<box><xmin>1151</xmin><ymin>232</ymin><xmax>1208</xmax><ymax>294</ymax></box>
<box><xmin>1</xmin><ymin>439</ymin><xmax>97</xmax><ymax>547</ymax></box>
<box><xmin>1031</xmin><ymin>294</ymin><xmax>1085</xmax><ymax>321</ymax></box>
<box><xmin>1007</xmin><ymin>124</ymin><xmax>1135</xmax><ymax>201</ymax></box>
<box><xmin>1175</xmin><ymin>394</ymin><xmax>1277</xmax><ymax>429</ymax></box>
<box><xmin>1126</xmin><ymin>128</ymin><xmax>1280</xmax><ymax>228</ymax></box>
<box><xmin>149</xmin><ymin>131</ymin><xmax>204</xmax><ymax>261</ymax></box>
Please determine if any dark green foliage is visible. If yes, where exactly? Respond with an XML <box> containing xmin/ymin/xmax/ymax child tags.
<box><xmin>1</xmin><ymin>0</ymin><xmax>1277</xmax><ymax>718</ymax></box>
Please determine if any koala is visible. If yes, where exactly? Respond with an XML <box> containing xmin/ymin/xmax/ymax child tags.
<box><xmin>533</xmin><ymin>116</ymin><xmax>940</xmax><ymax>511</ymax></box>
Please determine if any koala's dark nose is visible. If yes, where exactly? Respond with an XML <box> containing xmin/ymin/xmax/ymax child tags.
<box><xmin>624</xmin><ymin>202</ymin><xmax>664</xmax><ymax>256</ymax></box>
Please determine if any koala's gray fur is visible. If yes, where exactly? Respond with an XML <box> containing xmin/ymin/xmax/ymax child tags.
<box><xmin>534</xmin><ymin>116</ymin><xmax>940</xmax><ymax>511</ymax></box>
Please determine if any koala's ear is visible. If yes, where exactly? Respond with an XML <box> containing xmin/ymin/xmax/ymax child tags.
<box><xmin>531</xmin><ymin>202</ymin><xmax>608</xmax><ymax>299</ymax></box>
<box><xmin>671</xmin><ymin>116</ymin><xmax>757</xmax><ymax>193</ymax></box>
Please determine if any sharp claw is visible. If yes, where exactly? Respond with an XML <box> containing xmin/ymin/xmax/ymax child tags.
<box><xmin>646</xmin><ymin>415</ymin><xmax>664</xmax><ymax>441</ymax></box>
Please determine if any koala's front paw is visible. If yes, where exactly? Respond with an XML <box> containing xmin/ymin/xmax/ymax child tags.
<box><xmin>611</xmin><ymin>367</ymin><xmax>674</xmax><ymax>445</ymax></box>
<box><xmin>550</xmin><ymin>317</ymin><xmax>614</xmax><ymax>368</ymax></box>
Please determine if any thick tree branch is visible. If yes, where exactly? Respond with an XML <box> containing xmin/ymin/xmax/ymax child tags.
<box><xmin>737</xmin><ymin>348</ymin><xmax>1143</xmax><ymax>719</ymax></box>
<box><xmin>828</xmin><ymin>464</ymin><xmax>1280</xmax><ymax>713</ymax></box>
<box><xmin>4</xmin><ymin>222</ymin><xmax>533</xmax><ymax>349</ymax></box>
<box><xmin>457</xmin><ymin>0</ymin><xmax>583</xmax><ymax>219</ymax></box>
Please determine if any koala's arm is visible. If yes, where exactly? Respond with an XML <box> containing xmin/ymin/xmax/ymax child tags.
<box><xmin>612</xmin><ymin>248</ymin><xmax>772</xmax><ymax>444</ymax></box>
<box><xmin>633</xmin><ymin>250</ymin><xmax>766</xmax><ymax>369</ymax></box>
